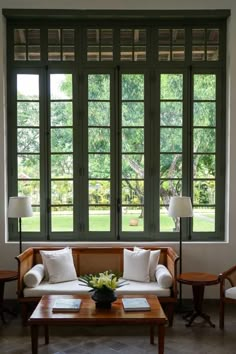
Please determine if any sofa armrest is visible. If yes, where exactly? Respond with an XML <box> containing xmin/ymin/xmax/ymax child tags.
<box><xmin>15</xmin><ymin>248</ymin><xmax>35</xmax><ymax>298</ymax></box>
<box><xmin>166</xmin><ymin>247</ymin><xmax>179</xmax><ymax>298</ymax></box>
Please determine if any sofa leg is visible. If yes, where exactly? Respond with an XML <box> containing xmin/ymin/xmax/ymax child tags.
<box><xmin>219</xmin><ymin>300</ymin><xmax>224</xmax><ymax>330</ymax></box>
<box><xmin>166</xmin><ymin>303</ymin><xmax>175</xmax><ymax>327</ymax></box>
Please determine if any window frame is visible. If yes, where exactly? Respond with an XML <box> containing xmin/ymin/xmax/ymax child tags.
<box><xmin>5</xmin><ymin>11</ymin><xmax>227</xmax><ymax>243</ymax></box>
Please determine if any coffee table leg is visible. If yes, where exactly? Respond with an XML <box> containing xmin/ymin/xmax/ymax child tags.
<box><xmin>31</xmin><ymin>325</ymin><xmax>38</xmax><ymax>354</ymax></box>
<box><xmin>158</xmin><ymin>324</ymin><xmax>165</xmax><ymax>354</ymax></box>
<box><xmin>150</xmin><ymin>324</ymin><xmax>154</xmax><ymax>344</ymax></box>
<box><xmin>44</xmin><ymin>325</ymin><xmax>49</xmax><ymax>344</ymax></box>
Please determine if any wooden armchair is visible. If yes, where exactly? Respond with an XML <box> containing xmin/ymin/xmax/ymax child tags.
<box><xmin>219</xmin><ymin>265</ymin><xmax>236</xmax><ymax>329</ymax></box>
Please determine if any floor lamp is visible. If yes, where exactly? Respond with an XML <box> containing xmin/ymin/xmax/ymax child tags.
<box><xmin>8</xmin><ymin>196</ymin><xmax>33</xmax><ymax>254</ymax></box>
<box><xmin>168</xmin><ymin>196</ymin><xmax>193</xmax><ymax>306</ymax></box>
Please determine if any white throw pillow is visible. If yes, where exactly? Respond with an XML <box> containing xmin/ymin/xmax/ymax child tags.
<box><xmin>134</xmin><ymin>247</ymin><xmax>160</xmax><ymax>281</ymax></box>
<box><xmin>40</xmin><ymin>247</ymin><xmax>71</xmax><ymax>280</ymax></box>
<box><xmin>40</xmin><ymin>248</ymin><xmax>77</xmax><ymax>283</ymax></box>
<box><xmin>123</xmin><ymin>248</ymin><xmax>150</xmax><ymax>282</ymax></box>
<box><xmin>155</xmin><ymin>264</ymin><xmax>173</xmax><ymax>289</ymax></box>
<box><xmin>23</xmin><ymin>264</ymin><xmax>45</xmax><ymax>288</ymax></box>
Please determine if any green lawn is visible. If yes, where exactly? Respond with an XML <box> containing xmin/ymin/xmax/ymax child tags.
<box><xmin>22</xmin><ymin>211</ymin><xmax>215</xmax><ymax>232</ymax></box>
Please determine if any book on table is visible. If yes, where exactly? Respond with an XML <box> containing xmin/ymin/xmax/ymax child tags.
<box><xmin>122</xmin><ymin>297</ymin><xmax>151</xmax><ymax>311</ymax></box>
<box><xmin>52</xmin><ymin>298</ymin><xmax>82</xmax><ymax>312</ymax></box>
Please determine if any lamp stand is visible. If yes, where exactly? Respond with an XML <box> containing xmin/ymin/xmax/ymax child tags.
<box><xmin>179</xmin><ymin>217</ymin><xmax>183</xmax><ymax>307</ymax></box>
<box><xmin>18</xmin><ymin>217</ymin><xmax>22</xmax><ymax>254</ymax></box>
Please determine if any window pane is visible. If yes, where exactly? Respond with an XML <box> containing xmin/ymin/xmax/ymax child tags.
<box><xmin>28</xmin><ymin>46</ymin><xmax>41</xmax><ymax>61</ymax></box>
<box><xmin>160</xmin><ymin>74</ymin><xmax>183</xmax><ymax>100</ymax></box>
<box><xmin>48</xmin><ymin>29</ymin><xmax>60</xmax><ymax>44</ymax></box>
<box><xmin>89</xmin><ymin>206</ymin><xmax>110</xmax><ymax>231</ymax></box>
<box><xmin>172</xmin><ymin>29</ymin><xmax>185</xmax><ymax>44</ymax></box>
<box><xmin>89</xmin><ymin>180</ymin><xmax>110</xmax><ymax>205</ymax></box>
<box><xmin>159</xmin><ymin>180</ymin><xmax>182</xmax><ymax>204</ymax></box>
<box><xmin>192</xmin><ymin>29</ymin><xmax>205</xmax><ymax>44</ymax></box>
<box><xmin>192</xmin><ymin>46</ymin><xmax>205</xmax><ymax>61</ymax></box>
<box><xmin>207</xmin><ymin>46</ymin><xmax>219</xmax><ymax>61</ymax></box>
<box><xmin>17</xmin><ymin>74</ymin><xmax>39</xmax><ymax>100</ymax></box>
<box><xmin>207</xmin><ymin>29</ymin><xmax>219</xmax><ymax>43</ymax></box>
<box><xmin>51</xmin><ymin>206</ymin><xmax>73</xmax><ymax>231</ymax></box>
<box><xmin>160</xmin><ymin>102</ymin><xmax>182</xmax><ymax>126</ymax></box>
<box><xmin>122</xmin><ymin>102</ymin><xmax>144</xmax><ymax>126</ymax></box>
<box><xmin>88</xmin><ymin>102</ymin><xmax>110</xmax><ymax>126</ymax></box>
<box><xmin>48</xmin><ymin>46</ymin><xmax>61</xmax><ymax>61</ymax></box>
<box><xmin>122</xmin><ymin>74</ymin><xmax>144</xmax><ymax>100</ymax></box>
<box><xmin>160</xmin><ymin>154</ymin><xmax>182</xmax><ymax>178</ymax></box>
<box><xmin>22</xmin><ymin>206</ymin><xmax>40</xmax><ymax>232</ymax></box>
<box><xmin>122</xmin><ymin>180</ymin><xmax>144</xmax><ymax>205</ymax></box>
<box><xmin>51</xmin><ymin>154</ymin><xmax>73</xmax><ymax>178</ymax></box>
<box><xmin>17</xmin><ymin>102</ymin><xmax>39</xmax><ymax>126</ymax></box>
<box><xmin>193</xmin><ymin>102</ymin><xmax>216</xmax><ymax>126</ymax></box>
<box><xmin>14</xmin><ymin>29</ymin><xmax>26</xmax><ymax>44</ymax></box>
<box><xmin>50</xmin><ymin>74</ymin><xmax>72</xmax><ymax>100</ymax></box>
<box><xmin>62</xmin><ymin>46</ymin><xmax>75</xmax><ymax>61</ymax></box>
<box><xmin>159</xmin><ymin>29</ymin><xmax>171</xmax><ymax>44</ymax></box>
<box><xmin>194</xmin><ymin>75</ymin><xmax>216</xmax><ymax>100</ymax></box>
<box><xmin>122</xmin><ymin>207</ymin><xmax>144</xmax><ymax>232</ymax></box>
<box><xmin>122</xmin><ymin>128</ymin><xmax>144</xmax><ymax>153</ymax></box>
<box><xmin>62</xmin><ymin>29</ymin><xmax>74</xmax><ymax>45</ymax></box>
<box><xmin>172</xmin><ymin>46</ymin><xmax>185</xmax><ymax>61</ymax></box>
<box><xmin>51</xmin><ymin>102</ymin><xmax>72</xmax><ymax>126</ymax></box>
<box><xmin>160</xmin><ymin>128</ymin><xmax>182</xmax><ymax>152</ymax></box>
<box><xmin>88</xmin><ymin>74</ymin><xmax>110</xmax><ymax>100</ymax></box>
<box><xmin>18</xmin><ymin>155</ymin><xmax>40</xmax><ymax>179</ymax></box>
<box><xmin>160</xmin><ymin>207</ymin><xmax>175</xmax><ymax>232</ymax></box>
<box><xmin>17</xmin><ymin>128</ymin><xmax>39</xmax><ymax>153</ymax></box>
<box><xmin>18</xmin><ymin>180</ymin><xmax>40</xmax><ymax>204</ymax></box>
<box><xmin>89</xmin><ymin>154</ymin><xmax>110</xmax><ymax>178</ymax></box>
<box><xmin>28</xmin><ymin>29</ymin><xmax>40</xmax><ymax>45</ymax></box>
<box><xmin>193</xmin><ymin>207</ymin><xmax>215</xmax><ymax>232</ymax></box>
<box><xmin>87</xmin><ymin>29</ymin><xmax>99</xmax><ymax>45</ymax></box>
<box><xmin>193</xmin><ymin>180</ymin><xmax>215</xmax><ymax>205</ymax></box>
<box><xmin>88</xmin><ymin>128</ymin><xmax>110</xmax><ymax>152</ymax></box>
<box><xmin>120</xmin><ymin>29</ymin><xmax>133</xmax><ymax>45</ymax></box>
<box><xmin>14</xmin><ymin>45</ymin><xmax>26</xmax><ymax>60</ymax></box>
<box><xmin>122</xmin><ymin>154</ymin><xmax>144</xmax><ymax>179</ymax></box>
<box><xmin>51</xmin><ymin>180</ymin><xmax>73</xmax><ymax>204</ymax></box>
<box><xmin>158</xmin><ymin>46</ymin><xmax>170</xmax><ymax>61</ymax></box>
<box><xmin>51</xmin><ymin>128</ymin><xmax>73</xmax><ymax>153</ymax></box>
<box><xmin>101</xmin><ymin>29</ymin><xmax>113</xmax><ymax>45</ymax></box>
<box><xmin>194</xmin><ymin>128</ymin><xmax>215</xmax><ymax>153</ymax></box>
<box><xmin>193</xmin><ymin>155</ymin><xmax>215</xmax><ymax>179</ymax></box>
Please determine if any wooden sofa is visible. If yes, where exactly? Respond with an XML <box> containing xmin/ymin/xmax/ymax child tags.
<box><xmin>15</xmin><ymin>246</ymin><xmax>179</xmax><ymax>325</ymax></box>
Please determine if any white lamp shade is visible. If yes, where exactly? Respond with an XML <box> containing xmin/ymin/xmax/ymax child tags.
<box><xmin>8</xmin><ymin>196</ymin><xmax>33</xmax><ymax>218</ymax></box>
<box><xmin>168</xmin><ymin>196</ymin><xmax>193</xmax><ymax>218</ymax></box>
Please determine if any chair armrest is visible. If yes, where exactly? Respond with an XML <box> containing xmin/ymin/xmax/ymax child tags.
<box><xmin>219</xmin><ymin>264</ymin><xmax>236</xmax><ymax>298</ymax></box>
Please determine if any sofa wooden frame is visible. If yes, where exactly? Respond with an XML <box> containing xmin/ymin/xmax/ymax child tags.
<box><xmin>15</xmin><ymin>246</ymin><xmax>179</xmax><ymax>326</ymax></box>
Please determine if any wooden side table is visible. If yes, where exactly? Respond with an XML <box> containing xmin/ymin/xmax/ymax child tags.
<box><xmin>0</xmin><ymin>270</ymin><xmax>18</xmax><ymax>324</ymax></box>
<box><xmin>177</xmin><ymin>272</ymin><xmax>219</xmax><ymax>327</ymax></box>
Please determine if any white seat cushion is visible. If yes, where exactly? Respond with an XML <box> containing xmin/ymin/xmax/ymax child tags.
<box><xmin>24</xmin><ymin>278</ymin><xmax>171</xmax><ymax>298</ymax></box>
<box><xmin>225</xmin><ymin>287</ymin><xmax>236</xmax><ymax>300</ymax></box>
<box><xmin>24</xmin><ymin>279</ymin><xmax>91</xmax><ymax>297</ymax></box>
<box><xmin>116</xmin><ymin>278</ymin><xmax>170</xmax><ymax>297</ymax></box>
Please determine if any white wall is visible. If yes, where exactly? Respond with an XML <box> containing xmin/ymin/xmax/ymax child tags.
<box><xmin>0</xmin><ymin>0</ymin><xmax>235</xmax><ymax>299</ymax></box>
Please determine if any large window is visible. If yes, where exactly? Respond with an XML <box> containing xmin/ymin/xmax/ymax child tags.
<box><xmin>6</xmin><ymin>11</ymin><xmax>227</xmax><ymax>242</ymax></box>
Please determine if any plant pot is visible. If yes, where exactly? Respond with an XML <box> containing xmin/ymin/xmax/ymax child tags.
<box><xmin>91</xmin><ymin>289</ymin><xmax>117</xmax><ymax>309</ymax></box>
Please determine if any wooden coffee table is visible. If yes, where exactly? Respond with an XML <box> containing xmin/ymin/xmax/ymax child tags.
<box><xmin>28</xmin><ymin>294</ymin><xmax>167</xmax><ymax>354</ymax></box>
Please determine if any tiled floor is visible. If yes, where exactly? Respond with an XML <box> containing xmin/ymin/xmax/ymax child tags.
<box><xmin>0</xmin><ymin>301</ymin><xmax>236</xmax><ymax>354</ymax></box>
